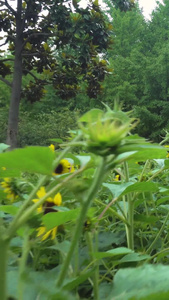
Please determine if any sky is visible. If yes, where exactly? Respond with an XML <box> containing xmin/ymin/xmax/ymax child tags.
<box><xmin>79</xmin><ymin>0</ymin><xmax>164</xmax><ymax>20</ymax></box>
<box><xmin>138</xmin><ymin>0</ymin><xmax>164</xmax><ymax>19</ymax></box>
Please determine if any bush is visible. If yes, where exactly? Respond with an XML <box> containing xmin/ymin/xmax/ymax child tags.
<box><xmin>18</xmin><ymin>108</ymin><xmax>77</xmax><ymax>146</ymax></box>
<box><xmin>0</xmin><ymin>108</ymin><xmax>77</xmax><ymax>146</ymax></box>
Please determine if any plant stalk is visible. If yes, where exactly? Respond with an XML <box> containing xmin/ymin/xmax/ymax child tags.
<box><xmin>56</xmin><ymin>157</ymin><xmax>106</xmax><ymax>288</ymax></box>
<box><xmin>123</xmin><ymin>161</ymin><xmax>134</xmax><ymax>250</ymax></box>
<box><xmin>0</xmin><ymin>237</ymin><xmax>9</xmax><ymax>300</ymax></box>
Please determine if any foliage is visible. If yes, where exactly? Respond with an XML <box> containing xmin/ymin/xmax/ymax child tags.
<box><xmin>102</xmin><ymin>0</ymin><xmax>169</xmax><ymax>141</ymax></box>
<box><xmin>0</xmin><ymin>104</ymin><xmax>169</xmax><ymax>299</ymax></box>
<box><xmin>0</xmin><ymin>107</ymin><xmax>77</xmax><ymax>146</ymax></box>
<box><xmin>0</xmin><ymin>0</ymin><xmax>113</xmax><ymax>147</ymax></box>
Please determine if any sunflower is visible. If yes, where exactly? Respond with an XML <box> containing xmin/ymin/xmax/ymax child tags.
<box><xmin>49</xmin><ymin>144</ymin><xmax>75</xmax><ymax>175</ymax></box>
<box><xmin>114</xmin><ymin>174</ymin><xmax>121</xmax><ymax>181</ymax></box>
<box><xmin>54</xmin><ymin>159</ymin><xmax>75</xmax><ymax>175</ymax></box>
<box><xmin>1</xmin><ymin>177</ymin><xmax>19</xmax><ymax>202</ymax></box>
<box><xmin>32</xmin><ymin>186</ymin><xmax>62</xmax><ymax>241</ymax></box>
<box><xmin>49</xmin><ymin>144</ymin><xmax>55</xmax><ymax>152</ymax></box>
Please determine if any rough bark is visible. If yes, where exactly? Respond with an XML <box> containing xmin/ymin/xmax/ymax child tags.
<box><xmin>6</xmin><ymin>0</ymin><xmax>23</xmax><ymax>149</ymax></box>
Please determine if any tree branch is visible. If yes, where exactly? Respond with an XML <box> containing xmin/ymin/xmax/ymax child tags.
<box><xmin>4</xmin><ymin>0</ymin><xmax>17</xmax><ymax>16</ymax></box>
<box><xmin>0</xmin><ymin>76</ymin><xmax>12</xmax><ymax>87</ymax></box>
<box><xmin>23</xmin><ymin>69</ymin><xmax>39</xmax><ymax>81</ymax></box>
<box><xmin>1</xmin><ymin>58</ymin><xmax>14</xmax><ymax>62</ymax></box>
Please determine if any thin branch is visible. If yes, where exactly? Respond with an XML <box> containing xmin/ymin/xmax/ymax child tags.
<box><xmin>0</xmin><ymin>41</ymin><xmax>8</xmax><ymax>47</ymax></box>
<box><xmin>1</xmin><ymin>58</ymin><xmax>14</xmax><ymax>62</ymax></box>
<box><xmin>23</xmin><ymin>69</ymin><xmax>39</xmax><ymax>81</ymax></box>
<box><xmin>22</xmin><ymin>52</ymin><xmax>40</xmax><ymax>57</ymax></box>
<box><xmin>4</xmin><ymin>0</ymin><xmax>16</xmax><ymax>16</ymax></box>
<box><xmin>0</xmin><ymin>76</ymin><xmax>12</xmax><ymax>87</ymax></box>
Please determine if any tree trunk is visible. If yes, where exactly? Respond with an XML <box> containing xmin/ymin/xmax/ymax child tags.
<box><xmin>6</xmin><ymin>0</ymin><xmax>23</xmax><ymax>149</ymax></box>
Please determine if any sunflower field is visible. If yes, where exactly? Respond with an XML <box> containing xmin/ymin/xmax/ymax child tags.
<box><xmin>1</xmin><ymin>104</ymin><xmax>169</xmax><ymax>300</ymax></box>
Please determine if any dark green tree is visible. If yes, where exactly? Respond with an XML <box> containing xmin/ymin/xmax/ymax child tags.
<box><xmin>0</xmin><ymin>0</ymin><xmax>113</xmax><ymax>148</ymax></box>
<box><xmin>102</xmin><ymin>1</ymin><xmax>146</xmax><ymax>109</ymax></box>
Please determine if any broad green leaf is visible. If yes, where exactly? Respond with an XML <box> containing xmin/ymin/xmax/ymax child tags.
<box><xmin>48</xmin><ymin>241</ymin><xmax>71</xmax><ymax>254</ymax></box>
<box><xmin>119</xmin><ymin>253</ymin><xmax>150</xmax><ymax>263</ymax></box>
<box><xmin>103</xmin><ymin>182</ymin><xmax>133</xmax><ymax>198</ymax></box>
<box><xmin>43</xmin><ymin>207</ymin><xmax>96</xmax><ymax>231</ymax></box>
<box><xmin>113</xmin><ymin>151</ymin><xmax>137</xmax><ymax>164</ymax></box>
<box><xmin>103</xmin><ymin>182</ymin><xmax>158</xmax><ymax>198</ymax></box>
<box><xmin>63</xmin><ymin>153</ymin><xmax>80</xmax><ymax>165</ymax></box>
<box><xmin>7</xmin><ymin>269</ymin><xmax>74</xmax><ymax>300</ymax></box>
<box><xmin>49</xmin><ymin>138</ymin><xmax>63</xmax><ymax>143</ymax></box>
<box><xmin>164</xmin><ymin>159</ymin><xmax>169</xmax><ymax>169</ymax></box>
<box><xmin>43</xmin><ymin>208</ymin><xmax>80</xmax><ymax>230</ymax></box>
<box><xmin>134</xmin><ymin>214</ymin><xmax>158</xmax><ymax>224</ymax></box>
<box><xmin>124</xmin><ymin>146</ymin><xmax>167</xmax><ymax>161</ymax></box>
<box><xmin>79</xmin><ymin>109</ymin><xmax>103</xmax><ymax>122</ymax></box>
<box><xmin>76</xmin><ymin>154</ymin><xmax>91</xmax><ymax>167</ymax></box>
<box><xmin>0</xmin><ymin>168</ymin><xmax>21</xmax><ymax>177</ymax></box>
<box><xmin>107</xmin><ymin>264</ymin><xmax>169</xmax><ymax>300</ymax></box>
<box><xmin>157</xmin><ymin>196</ymin><xmax>169</xmax><ymax>206</ymax></box>
<box><xmin>0</xmin><ymin>205</ymin><xmax>19</xmax><ymax>215</ymax></box>
<box><xmin>0</xmin><ymin>146</ymin><xmax>55</xmax><ymax>174</ymax></box>
<box><xmin>98</xmin><ymin>231</ymin><xmax>126</xmax><ymax>250</ymax></box>
<box><xmin>93</xmin><ymin>247</ymin><xmax>133</xmax><ymax>259</ymax></box>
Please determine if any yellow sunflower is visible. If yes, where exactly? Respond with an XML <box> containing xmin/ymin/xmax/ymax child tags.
<box><xmin>1</xmin><ymin>177</ymin><xmax>19</xmax><ymax>202</ymax></box>
<box><xmin>164</xmin><ymin>145</ymin><xmax>169</xmax><ymax>158</ymax></box>
<box><xmin>32</xmin><ymin>186</ymin><xmax>62</xmax><ymax>241</ymax></box>
<box><xmin>54</xmin><ymin>159</ymin><xmax>75</xmax><ymax>175</ymax></box>
<box><xmin>49</xmin><ymin>144</ymin><xmax>55</xmax><ymax>152</ymax></box>
<box><xmin>114</xmin><ymin>174</ymin><xmax>120</xmax><ymax>181</ymax></box>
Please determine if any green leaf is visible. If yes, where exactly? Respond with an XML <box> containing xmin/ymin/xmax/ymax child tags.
<box><xmin>113</xmin><ymin>151</ymin><xmax>138</xmax><ymax>164</ymax></box>
<box><xmin>93</xmin><ymin>247</ymin><xmax>133</xmax><ymax>259</ymax></box>
<box><xmin>0</xmin><ymin>168</ymin><xmax>21</xmax><ymax>177</ymax></box>
<box><xmin>125</xmin><ymin>146</ymin><xmax>166</xmax><ymax>161</ymax></box>
<box><xmin>164</xmin><ymin>159</ymin><xmax>169</xmax><ymax>169</ymax></box>
<box><xmin>0</xmin><ymin>205</ymin><xmax>19</xmax><ymax>215</ymax></box>
<box><xmin>49</xmin><ymin>138</ymin><xmax>63</xmax><ymax>143</ymax></box>
<box><xmin>42</xmin><ymin>208</ymin><xmax>81</xmax><ymax>230</ymax></box>
<box><xmin>0</xmin><ymin>146</ymin><xmax>55</xmax><ymax>174</ymax></box>
<box><xmin>134</xmin><ymin>214</ymin><xmax>158</xmax><ymax>224</ymax></box>
<box><xmin>48</xmin><ymin>241</ymin><xmax>71</xmax><ymax>254</ymax></box>
<box><xmin>79</xmin><ymin>109</ymin><xmax>103</xmax><ymax>122</ymax></box>
<box><xmin>103</xmin><ymin>182</ymin><xmax>158</xmax><ymax>198</ymax></box>
<box><xmin>107</xmin><ymin>264</ymin><xmax>169</xmax><ymax>300</ymax></box>
<box><xmin>103</xmin><ymin>182</ymin><xmax>133</xmax><ymax>198</ymax></box>
<box><xmin>63</xmin><ymin>268</ymin><xmax>95</xmax><ymax>291</ymax></box>
<box><xmin>119</xmin><ymin>253</ymin><xmax>150</xmax><ymax>263</ymax></box>
<box><xmin>43</xmin><ymin>207</ymin><xmax>96</xmax><ymax>231</ymax></box>
<box><xmin>76</xmin><ymin>154</ymin><xmax>91</xmax><ymax>167</ymax></box>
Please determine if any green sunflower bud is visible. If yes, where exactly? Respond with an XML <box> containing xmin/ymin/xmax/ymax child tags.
<box><xmin>79</xmin><ymin>104</ymin><xmax>138</xmax><ymax>156</ymax></box>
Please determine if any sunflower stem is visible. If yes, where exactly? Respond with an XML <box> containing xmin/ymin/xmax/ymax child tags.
<box><xmin>18</xmin><ymin>226</ymin><xmax>30</xmax><ymax>300</ymax></box>
<box><xmin>0</xmin><ymin>224</ymin><xmax>9</xmax><ymax>300</ymax></box>
<box><xmin>56</xmin><ymin>157</ymin><xmax>106</xmax><ymax>288</ymax></box>
<box><xmin>85</xmin><ymin>231</ymin><xmax>99</xmax><ymax>300</ymax></box>
<box><xmin>123</xmin><ymin>161</ymin><xmax>134</xmax><ymax>250</ymax></box>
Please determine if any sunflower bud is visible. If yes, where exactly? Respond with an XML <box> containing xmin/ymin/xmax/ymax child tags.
<box><xmin>79</xmin><ymin>104</ymin><xmax>138</xmax><ymax>156</ymax></box>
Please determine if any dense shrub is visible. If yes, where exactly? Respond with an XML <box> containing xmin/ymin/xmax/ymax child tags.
<box><xmin>18</xmin><ymin>108</ymin><xmax>77</xmax><ymax>147</ymax></box>
<box><xmin>0</xmin><ymin>108</ymin><xmax>77</xmax><ymax>147</ymax></box>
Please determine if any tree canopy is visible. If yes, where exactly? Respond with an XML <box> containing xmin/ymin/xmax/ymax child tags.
<box><xmin>0</xmin><ymin>0</ymin><xmax>114</xmax><ymax>148</ymax></box>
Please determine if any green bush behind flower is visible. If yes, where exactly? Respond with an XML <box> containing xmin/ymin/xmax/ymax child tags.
<box><xmin>0</xmin><ymin>108</ymin><xmax>77</xmax><ymax>147</ymax></box>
